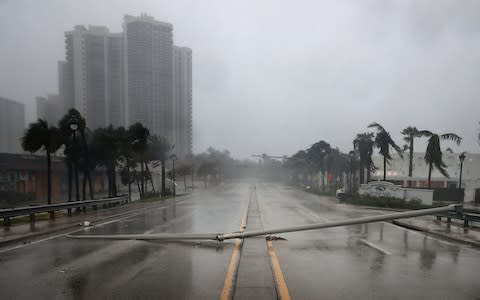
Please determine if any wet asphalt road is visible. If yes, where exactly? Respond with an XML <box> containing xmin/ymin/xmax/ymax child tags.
<box><xmin>1</xmin><ymin>181</ymin><xmax>480</xmax><ymax>299</ymax></box>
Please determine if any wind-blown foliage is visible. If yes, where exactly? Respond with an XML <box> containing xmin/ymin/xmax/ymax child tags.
<box><xmin>353</xmin><ymin>132</ymin><xmax>375</xmax><ymax>184</ymax></box>
<box><xmin>22</xmin><ymin>119</ymin><xmax>62</xmax><ymax>204</ymax></box>
<box><xmin>368</xmin><ymin>122</ymin><xmax>403</xmax><ymax>181</ymax></box>
<box><xmin>401</xmin><ymin>126</ymin><xmax>428</xmax><ymax>186</ymax></box>
<box><xmin>423</xmin><ymin>131</ymin><xmax>462</xmax><ymax>188</ymax></box>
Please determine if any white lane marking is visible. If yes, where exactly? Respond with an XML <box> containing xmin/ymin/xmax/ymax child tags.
<box><xmin>359</xmin><ymin>238</ymin><xmax>392</xmax><ymax>255</ymax></box>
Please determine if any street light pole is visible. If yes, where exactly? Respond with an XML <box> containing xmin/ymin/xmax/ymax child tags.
<box><xmin>349</xmin><ymin>151</ymin><xmax>355</xmax><ymax>192</ymax></box>
<box><xmin>171</xmin><ymin>154</ymin><xmax>177</xmax><ymax>197</ymax></box>
<box><xmin>459</xmin><ymin>152</ymin><xmax>466</xmax><ymax>188</ymax></box>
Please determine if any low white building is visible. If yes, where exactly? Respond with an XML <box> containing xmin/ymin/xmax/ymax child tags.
<box><xmin>371</xmin><ymin>152</ymin><xmax>480</xmax><ymax>203</ymax></box>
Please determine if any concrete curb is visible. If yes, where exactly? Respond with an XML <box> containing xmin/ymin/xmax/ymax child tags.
<box><xmin>391</xmin><ymin>220</ymin><xmax>480</xmax><ymax>248</ymax></box>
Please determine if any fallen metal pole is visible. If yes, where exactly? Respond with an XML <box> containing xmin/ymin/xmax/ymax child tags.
<box><xmin>217</xmin><ymin>204</ymin><xmax>461</xmax><ymax>241</ymax></box>
<box><xmin>68</xmin><ymin>233</ymin><xmax>220</xmax><ymax>241</ymax></box>
<box><xmin>68</xmin><ymin>204</ymin><xmax>460</xmax><ymax>242</ymax></box>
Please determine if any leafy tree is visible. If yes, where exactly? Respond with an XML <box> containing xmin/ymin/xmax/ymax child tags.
<box><xmin>368</xmin><ymin>122</ymin><xmax>403</xmax><ymax>181</ymax></box>
<box><xmin>401</xmin><ymin>126</ymin><xmax>428</xmax><ymax>186</ymax></box>
<box><xmin>176</xmin><ymin>164</ymin><xmax>192</xmax><ymax>192</ymax></box>
<box><xmin>91</xmin><ymin>125</ymin><xmax>123</xmax><ymax>197</ymax></box>
<box><xmin>22</xmin><ymin>120</ymin><xmax>62</xmax><ymax>204</ymax></box>
<box><xmin>423</xmin><ymin>131</ymin><xmax>462</xmax><ymax>188</ymax></box>
<box><xmin>307</xmin><ymin>141</ymin><xmax>331</xmax><ymax>190</ymax></box>
<box><xmin>353</xmin><ymin>132</ymin><xmax>375</xmax><ymax>184</ymax></box>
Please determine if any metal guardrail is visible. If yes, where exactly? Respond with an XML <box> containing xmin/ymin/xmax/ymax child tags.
<box><xmin>0</xmin><ymin>195</ymin><xmax>128</xmax><ymax>226</ymax></box>
<box><xmin>435</xmin><ymin>208</ymin><xmax>480</xmax><ymax>227</ymax></box>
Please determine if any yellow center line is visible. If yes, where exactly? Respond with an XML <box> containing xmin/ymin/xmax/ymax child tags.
<box><xmin>255</xmin><ymin>188</ymin><xmax>292</xmax><ymax>300</ymax></box>
<box><xmin>220</xmin><ymin>188</ymin><xmax>251</xmax><ymax>300</ymax></box>
<box><xmin>267</xmin><ymin>241</ymin><xmax>292</xmax><ymax>300</ymax></box>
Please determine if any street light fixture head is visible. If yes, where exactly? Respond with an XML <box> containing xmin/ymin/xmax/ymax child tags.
<box><xmin>69</xmin><ymin>116</ymin><xmax>79</xmax><ymax>131</ymax></box>
<box><xmin>459</xmin><ymin>152</ymin><xmax>466</xmax><ymax>162</ymax></box>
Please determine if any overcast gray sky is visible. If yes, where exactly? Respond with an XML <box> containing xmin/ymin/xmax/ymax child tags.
<box><xmin>1</xmin><ymin>0</ymin><xmax>479</xmax><ymax>158</ymax></box>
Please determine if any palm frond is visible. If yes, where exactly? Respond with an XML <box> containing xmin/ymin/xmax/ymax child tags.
<box><xmin>440</xmin><ymin>133</ymin><xmax>462</xmax><ymax>145</ymax></box>
<box><xmin>368</xmin><ymin>122</ymin><xmax>385</xmax><ymax>132</ymax></box>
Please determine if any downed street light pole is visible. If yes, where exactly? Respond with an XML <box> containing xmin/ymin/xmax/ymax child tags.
<box><xmin>68</xmin><ymin>204</ymin><xmax>461</xmax><ymax>242</ymax></box>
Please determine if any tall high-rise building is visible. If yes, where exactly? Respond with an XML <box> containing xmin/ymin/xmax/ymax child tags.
<box><xmin>0</xmin><ymin>97</ymin><xmax>25</xmax><ymax>153</ymax></box>
<box><xmin>36</xmin><ymin>94</ymin><xmax>61</xmax><ymax>125</ymax></box>
<box><xmin>173</xmin><ymin>46</ymin><xmax>193</xmax><ymax>159</ymax></box>
<box><xmin>63</xmin><ymin>25</ymin><xmax>123</xmax><ymax>129</ymax></box>
<box><xmin>123</xmin><ymin>14</ymin><xmax>174</xmax><ymax>142</ymax></box>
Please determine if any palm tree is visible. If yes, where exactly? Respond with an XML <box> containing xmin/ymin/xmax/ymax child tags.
<box><xmin>401</xmin><ymin>126</ymin><xmax>428</xmax><ymax>187</ymax></box>
<box><xmin>128</xmin><ymin>123</ymin><xmax>150</xmax><ymax>199</ymax></box>
<box><xmin>22</xmin><ymin>120</ymin><xmax>62</xmax><ymax>204</ymax></box>
<box><xmin>148</xmin><ymin>135</ymin><xmax>173</xmax><ymax>197</ymax></box>
<box><xmin>353</xmin><ymin>132</ymin><xmax>375</xmax><ymax>184</ymax></box>
<box><xmin>368</xmin><ymin>122</ymin><xmax>403</xmax><ymax>181</ymax></box>
<box><xmin>58</xmin><ymin>109</ymin><xmax>92</xmax><ymax>201</ymax></box>
<box><xmin>423</xmin><ymin>131</ymin><xmax>462</xmax><ymax>188</ymax></box>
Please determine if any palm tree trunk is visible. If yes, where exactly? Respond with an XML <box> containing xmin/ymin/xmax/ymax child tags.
<box><xmin>81</xmin><ymin>131</ymin><xmax>94</xmax><ymax>200</ymax></box>
<box><xmin>427</xmin><ymin>162</ymin><xmax>432</xmax><ymax>189</ymax></box>
<box><xmin>145</xmin><ymin>164</ymin><xmax>155</xmax><ymax>193</ymax></box>
<box><xmin>383</xmin><ymin>156</ymin><xmax>386</xmax><ymax>181</ymax></box>
<box><xmin>47</xmin><ymin>151</ymin><xmax>52</xmax><ymax>205</ymax></box>
<box><xmin>359</xmin><ymin>160</ymin><xmax>365</xmax><ymax>185</ymax></box>
<box><xmin>127</xmin><ymin>158</ymin><xmax>131</xmax><ymax>202</ymax></box>
<box><xmin>111</xmin><ymin>162</ymin><xmax>117</xmax><ymax>197</ymax></box>
<box><xmin>82</xmin><ymin>172</ymin><xmax>87</xmax><ymax>200</ymax></box>
<box><xmin>408</xmin><ymin>139</ymin><xmax>414</xmax><ymax>187</ymax></box>
<box><xmin>140</xmin><ymin>157</ymin><xmax>145</xmax><ymax>199</ymax></box>
<box><xmin>68</xmin><ymin>161</ymin><xmax>72</xmax><ymax>202</ymax></box>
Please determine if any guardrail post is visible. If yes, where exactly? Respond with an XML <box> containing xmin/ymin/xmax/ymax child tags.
<box><xmin>447</xmin><ymin>217</ymin><xmax>451</xmax><ymax>223</ymax></box>
<box><xmin>4</xmin><ymin>217</ymin><xmax>11</xmax><ymax>226</ymax></box>
<box><xmin>93</xmin><ymin>205</ymin><xmax>97</xmax><ymax>210</ymax></box>
<box><xmin>68</xmin><ymin>208</ymin><xmax>72</xmax><ymax>216</ymax></box>
<box><xmin>82</xmin><ymin>206</ymin><xmax>86</xmax><ymax>213</ymax></box>
<box><xmin>49</xmin><ymin>211</ymin><xmax>55</xmax><ymax>220</ymax></box>
<box><xmin>436</xmin><ymin>216</ymin><xmax>441</xmax><ymax>221</ymax></box>
<box><xmin>464</xmin><ymin>218</ymin><xmax>469</xmax><ymax>228</ymax></box>
<box><xmin>29</xmin><ymin>213</ymin><xmax>35</xmax><ymax>223</ymax></box>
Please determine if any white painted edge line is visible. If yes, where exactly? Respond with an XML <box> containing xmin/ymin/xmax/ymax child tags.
<box><xmin>0</xmin><ymin>203</ymin><xmax>176</xmax><ymax>254</ymax></box>
<box><xmin>359</xmin><ymin>238</ymin><xmax>392</xmax><ymax>255</ymax></box>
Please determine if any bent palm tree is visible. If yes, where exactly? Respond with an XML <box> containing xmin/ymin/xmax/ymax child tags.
<box><xmin>368</xmin><ymin>122</ymin><xmax>403</xmax><ymax>181</ymax></box>
<box><xmin>353</xmin><ymin>132</ymin><xmax>375</xmax><ymax>184</ymax></box>
<box><xmin>22</xmin><ymin>120</ymin><xmax>61</xmax><ymax>204</ymax></box>
<box><xmin>423</xmin><ymin>131</ymin><xmax>462</xmax><ymax>188</ymax></box>
<box><xmin>401</xmin><ymin>126</ymin><xmax>428</xmax><ymax>186</ymax></box>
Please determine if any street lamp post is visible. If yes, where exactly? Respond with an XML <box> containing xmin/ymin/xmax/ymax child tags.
<box><xmin>171</xmin><ymin>154</ymin><xmax>177</xmax><ymax>197</ymax></box>
<box><xmin>69</xmin><ymin>117</ymin><xmax>80</xmax><ymax>203</ymax></box>
<box><xmin>459</xmin><ymin>152</ymin><xmax>466</xmax><ymax>188</ymax></box>
<box><xmin>349</xmin><ymin>151</ymin><xmax>355</xmax><ymax>192</ymax></box>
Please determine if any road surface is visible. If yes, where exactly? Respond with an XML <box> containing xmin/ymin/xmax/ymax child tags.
<box><xmin>0</xmin><ymin>181</ymin><xmax>479</xmax><ymax>299</ymax></box>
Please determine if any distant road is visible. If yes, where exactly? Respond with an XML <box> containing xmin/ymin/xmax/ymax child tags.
<box><xmin>0</xmin><ymin>181</ymin><xmax>479</xmax><ymax>299</ymax></box>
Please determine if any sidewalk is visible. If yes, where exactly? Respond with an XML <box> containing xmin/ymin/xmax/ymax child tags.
<box><xmin>0</xmin><ymin>194</ymin><xmax>189</xmax><ymax>248</ymax></box>
<box><xmin>392</xmin><ymin>215</ymin><xmax>480</xmax><ymax>248</ymax></box>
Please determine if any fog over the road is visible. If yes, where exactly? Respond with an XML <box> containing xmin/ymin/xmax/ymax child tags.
<box><xmin>1</xmin><ymin>0</ymin><xmax>479</xmax><ymax>158</ymax></box>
